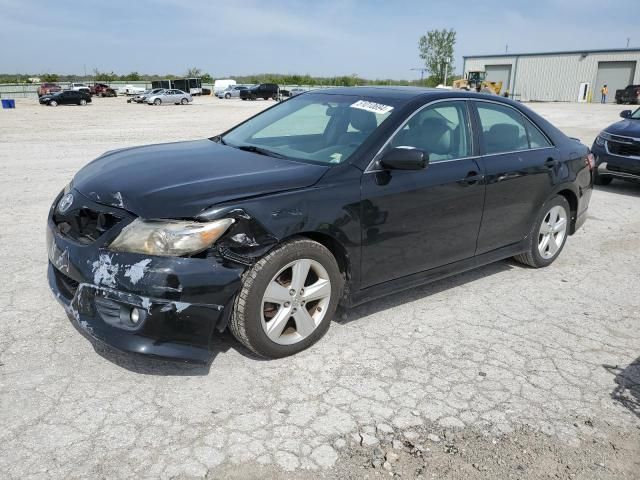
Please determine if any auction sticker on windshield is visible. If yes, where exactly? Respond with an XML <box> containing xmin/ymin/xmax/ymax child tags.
<box><xmin>350</xmin><ymin>100</ymin><xmax>394</xmax><ymax>115</ymax></box>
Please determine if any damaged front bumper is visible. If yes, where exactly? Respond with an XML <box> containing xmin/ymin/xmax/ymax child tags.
<box><xmin>47</xmin><ymin>194</ymin><xmax>245</xmax><ymax>363</ymax></box>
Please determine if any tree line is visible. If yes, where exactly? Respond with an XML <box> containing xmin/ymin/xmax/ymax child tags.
<box><xmin>1</xmin><ymin>32</ymin><xmax>460</xmax><ymax>87</ymax></box>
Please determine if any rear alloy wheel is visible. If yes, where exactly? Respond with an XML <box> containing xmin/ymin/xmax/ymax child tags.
<box><xmin>79</xmin><ymin>99</ymin><xmax>87</xmax><ymax>106</ymax></box>
<box><xmin>154</xmin><ymin>98</ymin><xmax>161</xmax><ymax>106</ymax></box>
<box><xmin>230</xmin><ymin>238</ymin><xmax>342</xmax><ymax>358</ymax></box>
<box><xmin>49</xmin><ymin>100</ymin><xmax>57</xmax><ymax>107</ymax></box>
<box><xmin>514</xmin><ymin>195</ymin><xmax>570</xmax><ymax>268</ymax></box>
<box><xmin>181</xmin><ymin>98</ymin><xmax>188</xmax><ymax>105</ymax></box>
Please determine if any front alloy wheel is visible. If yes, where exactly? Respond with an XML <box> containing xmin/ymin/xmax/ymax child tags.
<box><xmin>261</xmin><ymin>259</ymin><xmax>332</xmax><ymax>345</ymax></box>
<box><xmin>230</xmin><ymin>238</ymin><xmax>342</xmax><ymax>358</ymax></box>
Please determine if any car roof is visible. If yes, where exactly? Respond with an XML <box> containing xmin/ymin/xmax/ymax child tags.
<box><xmin>307</xmin><ymin>86</ymin><xmax>524</xmax><ymax>108</ymax></box>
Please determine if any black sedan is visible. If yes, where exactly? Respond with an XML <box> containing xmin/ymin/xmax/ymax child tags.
<box><xmin>592</xmin><ymin>107</ymin><xmax>640</xmax><ymax>185</ymax></box>
<box><xmin>39</xmin><ymin>90</ymin><xmax>92</xmax><ymax>107</ymax></box>
<box><xmin>47</xmin><ymin>87</ymin><xmax>593</xmax><ymax>362</ymax></box>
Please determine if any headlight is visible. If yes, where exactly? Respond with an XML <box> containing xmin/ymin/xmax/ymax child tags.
<box><xmin>109</xmin><ymin>218</ymin><xmax>234</xmax><ymax>256</ymax></box>
<box><xmin>595</xmin><ymin>131</ymin><xmax>612</xmax><ymax>147</ymax></box>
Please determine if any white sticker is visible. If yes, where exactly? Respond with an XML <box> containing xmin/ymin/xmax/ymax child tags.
<box><xmin>350</xmin><ymin>100</ymin><xmax>394</xmax><ymax>115</ymax></box>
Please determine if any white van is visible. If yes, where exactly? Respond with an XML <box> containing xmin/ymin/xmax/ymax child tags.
<box><xmin>213</xmin><ymin>79</ymin><xmax>237</xmax><ymax>95</ymax></box>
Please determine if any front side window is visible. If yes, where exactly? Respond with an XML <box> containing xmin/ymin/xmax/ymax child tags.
<box><xmin>221</xmin><ymin>94</ymin><xmax>396</xmax><ymax>164</ymax></box>
<box><xmin>476</xmin><ymin>102</ymin><xmax>530</xmax><ymax>155</ymax></box>
<box><xmin>386</xmin><ymin>101</ymin><xmax>471</xmax><ymax>162</ymax></box>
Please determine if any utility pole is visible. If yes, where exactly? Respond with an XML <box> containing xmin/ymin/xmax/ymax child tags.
<box><xmin>410</xmin><ymin>67</ymin><xmax>428</xmax><ymax>83</ymax></box>
<box><xmin>627</xmin><ymin>37</ymin><xmax>631</xmax><ymax>48</ymax></box>
<box><xmin>505</xmin><ymin>44</ymin><xmax>508</xmax><ymax>54</ymax></box>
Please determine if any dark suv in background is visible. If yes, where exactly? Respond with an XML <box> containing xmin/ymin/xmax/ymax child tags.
<box><xmin>615</xmin><ymin>85</ymin><xmax>640</xmax><ymax>105</ymax></box>
<box><xmin>592</xmin><ymin>107</ymin><xmax>640</xmax><ymax>185</ymax></box>
<box><xmin>240</xmin><ymin>83</ymin><xmax>279</xmax><ymax>100</ymax></box>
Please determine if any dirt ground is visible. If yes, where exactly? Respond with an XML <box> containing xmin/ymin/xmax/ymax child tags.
<box><xmin>0</xmin><ymin>95</ymin><xmax>638</xmax><ymax>479</ymax></box>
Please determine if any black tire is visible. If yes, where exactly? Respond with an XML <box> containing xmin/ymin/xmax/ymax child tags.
<box><xmin>49</xmin><ymin>100</ymin><xmax>57</xmax><ymax>107</ymax></box>
<box><xmin>594</xmin><ymin>170</ymin><xmax>613</xmax><ymax>186</ymax></box>
<box><xmin>225</xmin><ymin>93</ymin><xmax>231</xmax><ymax>99</ymax></box>
<box><xmin>513</xmin><ymin>195</ymin><xmax>570</xmax><ymax>268</ymax></box>
<box><xmin>241</xmin><ymin>97</ymin><xmax>247</xmax><ymax>101</ymax></box>
<box><xmin>181</xmin><ymin>98</ymin><xmax>188</xmax><ymax>105</ymax></box>
<box><xmin>154</xmin><ymin>98</ymin><xmax>161</xmax><ymax>106</ymax></box>
<box><xmin>79</xmin><ymin>99</ymin><xmax>87</xmax><ymax>106</ymax></box>
<box><xmin>230</xmin><ymin>238</ymin><xmax>343</xmax><ymax>358</ymax></box>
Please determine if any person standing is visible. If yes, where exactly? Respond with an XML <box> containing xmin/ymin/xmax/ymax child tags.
<box><xmin>601</xmin><ymin>84</ymin><xmax>608</xmax><ymax>103</ymax></box>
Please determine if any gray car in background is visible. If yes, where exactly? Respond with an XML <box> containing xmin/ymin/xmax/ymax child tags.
<box><xmin>146</xmin><ymin>89</ymin><xmax>193</xmax><ymax>105</ymax></box>
<box><xmin>129</xmin><ymin>88</ymin><xmax>164</xmax><ymax>103</ymax></box>
<box><xmin>217</xmin><ymin>85</ymin><xmax>249</xmax><ymax>99</ymax></box>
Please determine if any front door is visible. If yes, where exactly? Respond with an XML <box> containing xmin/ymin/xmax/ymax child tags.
<box><xmin>360</xmin><ymin>100</ymin><xmax>485</xmax><ymax>288</ymax></box>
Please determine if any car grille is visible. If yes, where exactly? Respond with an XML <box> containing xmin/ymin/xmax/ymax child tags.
<box><xmin>53</xmin><ymin>266</ymin><xmax>80</xmax><ymax>300</ymax></box>
<box><xmin>53</xmin><ymin>208</ymin><xmax>122</xmax><ymax>245</ymax></box>
<box><xmin>608</xmin><ymin>140</ymin><xmax>640</xmax><ymax>158</ymax></box>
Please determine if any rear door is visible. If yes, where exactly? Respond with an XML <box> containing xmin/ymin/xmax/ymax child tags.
<box><xmin>472</xmin><ymin>100</ymin><xmax>556</xmax><ymax>254</ymax></box>
<box><xmin>359</xmin><ymin>100</ymin><xmax>486</xmax><ymax>288</ymax></box>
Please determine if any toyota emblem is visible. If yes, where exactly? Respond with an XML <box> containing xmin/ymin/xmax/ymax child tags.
<box><xmin>57</xmin><ymin>193</ymin><xmax>74</xmax><ymax>214</ymax></box>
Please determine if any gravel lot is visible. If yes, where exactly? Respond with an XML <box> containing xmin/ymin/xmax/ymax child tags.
<box><xmin>1</xmin><ymin>96</ymin><xmax>638</xmax><ymax>479</ymax></box>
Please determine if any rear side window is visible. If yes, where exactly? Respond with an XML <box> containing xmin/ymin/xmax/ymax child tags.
<box><xmin>522</xmin><ymin>116</ymin><xmax>552</xmax><ymax>148</ymax></box>
<box><xmin>388</xmin><ymin>101</ymin><xmax>471</xmax><ymax>162</ymax></box>
<box><xmin>476</xmin><ymin>102</ymin><xmax>529</xmax><ymax>155</ymax></box>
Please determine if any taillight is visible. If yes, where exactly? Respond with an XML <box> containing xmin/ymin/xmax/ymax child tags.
<box><xmin>586</xmin><ymin>153</ymin><xmax>595</xmax><ymax>170</ymax></box>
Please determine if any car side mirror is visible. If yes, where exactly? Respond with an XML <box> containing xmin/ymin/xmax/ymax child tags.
<box><xmin>620</xmin><ymin>110</ymin><xmax>632</xmax><ymax>118</ymax></box>
<box><xmin>379</xmin><ymin>147</ymin><xmax>429</xmax><ymax>170</ymax></box>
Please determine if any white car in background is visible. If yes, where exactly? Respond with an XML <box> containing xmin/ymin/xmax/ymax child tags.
<box><xmin>145</xmin><ymin>89</ymin><xmax>192</xmax><ymax>105</ymax></box>
<box><xmin>69</xmin><ymin>82</ymin><xmax>91</xmax><ymax>94</ymax></box>
<box><xmin>118</xmin><ymin>84</ymin><xmax>146</xmax><ymax>96</ymax></box>
<box><xmin>213</xmin><ymin>79</ymin><xmax>236</xmax><ymax>95</ymax></box>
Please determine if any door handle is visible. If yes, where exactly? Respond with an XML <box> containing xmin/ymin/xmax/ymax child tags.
<box><xmin>545</xmin><ymin>157</ymin><xmax>558</xmax><ymax>168</ymax></box>
<box><xmin>460</xmin><ymin>171</ymin><xmax>483</xmax><ymax>185</ymax></box>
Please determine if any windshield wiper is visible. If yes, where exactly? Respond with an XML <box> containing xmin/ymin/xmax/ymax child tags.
<box><xmin>235</xmin><ymin>144</ymin><xmax>287</xmax><ymax>159</ymax></box>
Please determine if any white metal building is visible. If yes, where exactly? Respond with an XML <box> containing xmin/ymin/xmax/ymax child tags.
<box><xmin>462</xmin><ymin>48</ymin><xmax>640</xmax><ymax>102</ymax></box>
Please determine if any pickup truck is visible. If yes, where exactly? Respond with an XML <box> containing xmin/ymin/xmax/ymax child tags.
<box><xmin>90</xmin><ymin>83</ymin><xmax>117</xmax><ymax>97</ymax></box>
<box><xmin>37</xmin><ymin>83</ymin><xmax>62</xmax><ymax>97</ymax></box>
<box><xmin>615</xmin><ymin>85</ymin><xmax>640</xmax><ymax>105</ymax></box>
<box><xmin>240</xmin><ymin>83</ymin><xmax>279</xmax><ymax>100</ymax></box>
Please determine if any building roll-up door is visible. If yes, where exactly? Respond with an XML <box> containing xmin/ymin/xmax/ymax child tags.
<box><xmin>594</xmin><ymin>61</ymin><xmax>636</xmax><ymax>103</ymax></box>
<box><xmin>485</xmin><ymin>64</ymin><xmax>512</xmax><ymax>94</ymax></box>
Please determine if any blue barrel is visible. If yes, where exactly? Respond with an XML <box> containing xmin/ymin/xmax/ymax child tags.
<box><xmin>1</xmin><ymin>99</ymin><xmax>16</xmax><ymax>109</ymax></box>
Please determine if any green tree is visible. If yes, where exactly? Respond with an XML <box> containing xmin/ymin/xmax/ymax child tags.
<box><xmin>186</xmin><ymin>67</ymin><xmax>202</xmax><ymax>78</ymax></box>
<box><xmin>201</xmin><ymin>73</ymin><xmax>213</xmax><ymax>83</ymax></box>
<box><xmin>123</xmin><ymin>72</ymin><xmax>141</xmax><ymax>81</ymax></box>
<box><xmin>418</xmin><ymin>29</ymin><xmax>456</xmax><ymax>85</ymax></box>
<box><xmin>42</xmin><ymin>73</ymin><xmax>59</xmax><ymax>82</ymax></box>
<box><xmin>93</xmin><ymin>69</ymin><xmax>117</xmax><ymax>82</ymax></box>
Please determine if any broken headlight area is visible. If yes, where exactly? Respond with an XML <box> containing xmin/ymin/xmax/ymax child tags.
<box><xmin>109</xmin><ymin>218</ymin><xmax>234</xmax><ymax>257</ymax></box>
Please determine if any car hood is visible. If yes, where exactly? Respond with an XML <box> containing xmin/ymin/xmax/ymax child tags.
<box><xmin>72</xmin><ymin>139</ymin><xmax>329</xmax><ymax>218</ymax></box>
<box><xmin>604</xmin><ymin>118</ymin><xmax>640</xmax><ymax>137</ymax></box>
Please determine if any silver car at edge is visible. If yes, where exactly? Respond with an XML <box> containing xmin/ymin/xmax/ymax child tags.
<box><xmin>146</xmin><ymin>89</ymin><xmax>193</xmax><ymax>106</ymax></box>
<box><xmin>217</xmin><ymin>85</ymin><xmax>249</xmax><ymax>99</ymax></box>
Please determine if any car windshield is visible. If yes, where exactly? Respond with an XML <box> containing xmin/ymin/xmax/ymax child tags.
<box><xmin>220</xmin><ymin>94</ymin><xmax>397</xmax><ymax>164</ymax></box>
<box><xmin>631</xmin><ymin>108</ymin><xmax>640</xmax><ymax>119</ymax></box>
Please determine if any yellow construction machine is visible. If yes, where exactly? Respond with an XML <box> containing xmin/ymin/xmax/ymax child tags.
<box><xmin>453</xmin><ymin>71</ymin><xmax>503</xmax><ymax>95</ymax></box>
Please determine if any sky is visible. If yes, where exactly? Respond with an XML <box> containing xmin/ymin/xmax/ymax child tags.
<box><xmin>0</xmin><ymin>0</ymin><xmax>636</xmax><ymax>80</ymax></box>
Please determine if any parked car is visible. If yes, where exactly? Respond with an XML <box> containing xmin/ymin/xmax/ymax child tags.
<box><xmin>90</xmin><ymin>83</ymin><xmax>117</xmax><ymax>97</ymax></box>
<box><xmin>591</xmin><ymin>107</ymin><xmax>640</xmax><ymax>185</ymax></box>
<box><xmin>128</xmin><ymin>88</ymin><xmax>164</xmax><ymax>104</ymax></box>
<box><xmin>39</xmin><ymin>90</ymin><xmax>92</xmax><ymax>106</ymax></box>
<box><xmin>217</xmin><ymin>85</ymin><xmax>248</xmax><ymax>99</ymax></box>
<box><xmin>288</xmin><ymin>87</ymin><xmax>307</xmax><ymax>97</ymax></box>
<box><xmin>214</xmin><ymin>79</ymin><xmax>237</xmax><ymax>95</ymax></box>
<box><xmin>145</xmin><ymin>89</ymin><xmax>192</xmax><ymax>105</ymax></box>
<box><xmin>615</xmin><ymin>85</ymin><xmax>640</xmax><ymax>105</ymax></box>
<box><xmin>37</xmin><ymin>82</ymin><xmax>62</xmax><ymax>97</ymax></box>
<box><xmin>47</xmin><ymin>87</ymin><xmax>593</xmax><ymax>362</ymax></box>
<box><xmin>119</xmin><ymin>84</ymin><xmax>146</xmax><ymax>96</ymax></box>
<box><xmin>240</xmin><ymin>83</ymin><xmax>279</xmax><ymax>100</ymax></box>
<box><xmin>69</xmin><ymin>83</ymin><xmax>91</xmax><ymax>94</ymax></box>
